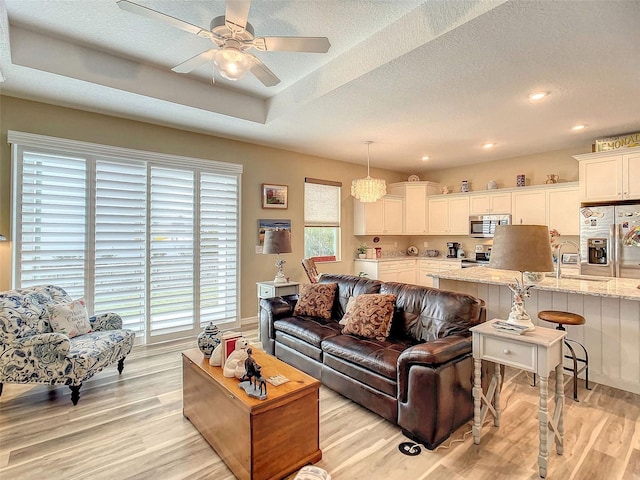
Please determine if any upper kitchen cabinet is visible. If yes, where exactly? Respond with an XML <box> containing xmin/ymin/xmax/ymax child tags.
<box><xmin>353</xmin><ymin>195</ymin><xmax>404</xmax><ymax>235</ymax></box>
<box><xmin>512</xmin><ymin>183</ymin><xmax>580</xmax><ymax>234</ymax></box>
<box><xmin>575</xmin><ymin>147</ymin><xmax>640</xmax><ymax>202</ymax></box>
<box><xmin>546</xmin><ymin>185</ymin><xmax>580</xmax><ymax>235</ymax></box>
<box><xmin>511</xmin><ymin>189</ymin><xmax>546</xmax><ymax>225</ymax></box>
<box><xmin>427</xmin><ymin>195</ymin><xmax>469</xmax><ymax>235</ymax></box>
<box><xmin>468</xmin><ymin>192</ymin><xmax>512</xmax><ymax>215</ymax></box>
<box><xmin>388</xmin><ymin>181</ymin><xmax>440</xmax><ymax>235</ymax></box>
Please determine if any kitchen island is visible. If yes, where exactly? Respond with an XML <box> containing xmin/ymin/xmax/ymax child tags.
<box><xmin>431</xmin><ymin>267</ymin><xmax>640</xmax><ymax>395</ymax></box>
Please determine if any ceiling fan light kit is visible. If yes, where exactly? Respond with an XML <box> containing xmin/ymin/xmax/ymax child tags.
<box><xmin>351</xmin><ymin>141</ymin><xmax>387</xmax><ymax>203</ymax></box>
<box><xmin>117</xmin><ymin>0</ymin><xmax>330</xmax><ymax>87</ymax></box>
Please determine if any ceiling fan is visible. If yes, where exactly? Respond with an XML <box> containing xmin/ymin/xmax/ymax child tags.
<box><xmin>117</xmin><ymin>0</ymin><xmax>331</xmax><ymax>87</ymax></box>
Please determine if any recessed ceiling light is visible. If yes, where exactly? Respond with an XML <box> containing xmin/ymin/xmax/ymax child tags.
<box><xmin>421</xmin><ymin>155</ymin><xmax>430</xmax><ymax>161</ymax></box>
<box><xmin>529</xmin><ymin>91</ymin><xmax>548</xmax><ymax>101</ymax></box>
<box><xmin>483</xmin><ymin>143</ymin><xmax>495</xmax><ymax>149</ymax></box>
<box><xmin>572</xmin><ymin>124</ymin><xmax>587</xmax><ymax>131</ymax></box>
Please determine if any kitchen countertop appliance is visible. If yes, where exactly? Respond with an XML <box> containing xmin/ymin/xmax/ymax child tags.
<box><xmin>579</xmin><ymin>204</ymin><xmax>640</xmax><ymax>278</ymax></box>
<box><xmin>469</xmin><ymin>214</ymin><xmax>511</xmax><ymax>238</ymax></box>
<box><xmin>461</xmin><ymin>244</ymin><xmax>492</xmax><ymax>268</ymax></box>
<box><xmin>447</xmin><ymin>242</ymin><xmax>460</xmax><ymax>258</ymax></box>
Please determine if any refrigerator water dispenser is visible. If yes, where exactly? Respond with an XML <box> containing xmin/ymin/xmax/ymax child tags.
<box><xmin>587</xmin><ymin>238</ymin><xmax>608</xmax><ymax>265</ymax></box>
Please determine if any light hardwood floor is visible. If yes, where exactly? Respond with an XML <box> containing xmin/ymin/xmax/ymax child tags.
<box><xmin>1</xmin><ymin>324</ymin><xmax>639</xmax><ymax>480</ymax></box>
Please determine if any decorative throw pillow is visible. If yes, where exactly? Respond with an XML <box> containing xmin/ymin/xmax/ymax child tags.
<box><xmin>47</xmin><ymin>298</ymin><xmax>92</xmax><ymax>338</ymax></box>
<box><xmin>293</xmin><ymin>283</ymin><xmax>337</xmax><ymax>319</ymax></box>
<box><xmin>342</xmin><ymin>294</ymin><xmax>397</xmax><ymax>341</ymax></box>
<box><xmin>339</xmin><ymin>296</ymin><xmax>357</xmax><ymax>325</ymax></box>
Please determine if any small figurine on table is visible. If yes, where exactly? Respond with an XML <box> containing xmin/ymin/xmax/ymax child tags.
<box><xmin>238</xmin><ymin>348</ymin><xmax>267</xmax><ymax>400</ymax></box>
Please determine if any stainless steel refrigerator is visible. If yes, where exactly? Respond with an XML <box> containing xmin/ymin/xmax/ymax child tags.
<box><xmin>579</xmin><ymin>204</ymin><xmax>640</xmax><ymax>278</ymax></box>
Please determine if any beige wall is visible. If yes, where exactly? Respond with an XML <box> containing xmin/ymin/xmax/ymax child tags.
<box><xmin>422</xmin><ymin>147</ymin><xmax>587</xmax><ymax>193</ymax></box>
<box><xmin>0</xmin><ymin>95</ymin><xmax>406</xmax><ymax>318</ymax></box>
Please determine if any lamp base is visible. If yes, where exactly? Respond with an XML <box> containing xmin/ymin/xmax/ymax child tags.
<box><xmin>273</xmin><ymin>272</ymin><xmax>287</xmax><ymax>284</ymax></box>
<box><xmin>507</xmin><ymin>308</ymin><xmax>535</xmax><ymax>331</ymax></box>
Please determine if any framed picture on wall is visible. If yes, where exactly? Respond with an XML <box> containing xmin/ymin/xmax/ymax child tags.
<box><xmin>262</xmin><ymin>184</ymin><xmax>288</xmax><ymax>209</ymax></box>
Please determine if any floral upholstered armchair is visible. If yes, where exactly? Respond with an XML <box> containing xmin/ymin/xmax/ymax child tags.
<box><xmin>0</xmin><ymin>285</ymin><xmax>135</xmax><ymax>405</ymax></box>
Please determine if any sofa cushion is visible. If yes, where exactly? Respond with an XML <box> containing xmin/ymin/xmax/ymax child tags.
<box><xmin>341</xmin><ymin>294</ymin><xmax>396</xmax><ymax>341</ymax></box>
<box><xmin>48</xmin><ymin>298</ymin><xmax>92</xmax><ymax>338</ymax></box>
<box><xmin>321</xmin><ymin>333</ymin><xmax>412</xmax><ymax>381</ymax></box>
<box><xmin>293</xmin><ymin>283</ymin><xmax>337</xmax><ymax>319</ymax></box>
<box><xmin>318</xmin><ymin>274</ymin><xmax>382</xmax><ymax>319</ymax></box>
<box><xmin>274</xmin><ymin>316</ymin><xmax>342</xmax><ymax>349</ymax></box>
<box><xmin>381</xmin><ymin>282</ymin><xmax>485</xmax><ymax>342</ymax></box>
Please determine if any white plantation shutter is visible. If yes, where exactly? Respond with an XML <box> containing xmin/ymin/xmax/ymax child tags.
<box><xmin>200</xmin><ymin>172</ymin><xmax>239</xmax><ymax>326</ymax></box>
<box><xmin>149</xmin><ymin>167</ymin><xmax>195</xmax><ymax>336</ymax></box>
<box><xmin>94</xmin><ymin>160</ymin><xmax>147</xmax><ymax>334</ymax></box>
<box><xmin>18</xmin><ymin>150</ymin><xmax>87</xmax><ymax>298</ymax></box>
<box><xmin>10</xmin><ymin>131</ymin><xmax>242</xmax><ymax>343</ymax></box>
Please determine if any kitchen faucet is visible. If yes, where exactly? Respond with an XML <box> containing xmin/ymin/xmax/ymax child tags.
<box><xmin>555</xmin><ymin>240</ymin><xmax>581</xmax><ymax>278</ymax></box>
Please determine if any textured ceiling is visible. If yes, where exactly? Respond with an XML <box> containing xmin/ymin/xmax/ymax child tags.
<box><xmin>1</xmin><ymin>0</ymin><xmax>639</xmax><ymax>173</ymax></box>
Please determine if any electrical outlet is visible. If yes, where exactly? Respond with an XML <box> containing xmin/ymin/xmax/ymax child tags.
<box><xmin>393</xmin><ymin>242</ymin><xmax>398</xmax><ymax>248</ymax></box>
<box><xmin>423</xmin><ymin>241</ymin><xmax>428</xmax><ymax>247</ymax></box>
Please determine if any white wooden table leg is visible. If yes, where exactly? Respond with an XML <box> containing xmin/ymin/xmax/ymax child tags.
<box><xmin>473</xmin><ymin>358</ymin><xmax>482</xmax><ymax>444</ymax></box>
<box><xmin>554</xmin><ymin>363</ymin><xmax>564</xmax><ymax>455</ymax></box>
<box><xmin>538</xmin><ymin>375</ymin><xmax>549</xmax><ymax>478</ymax></box>
<box><xmin>493</xmin><ymin>362</ymin><xmax>501</xmax><ymax>427</ymax></box>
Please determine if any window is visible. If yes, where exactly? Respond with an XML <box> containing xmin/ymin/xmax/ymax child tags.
<box><xmin>304</xmin><ymin>178</ymin><xmax>341</xmax><ymax>262</ymax></box>
<box><xmin>10</xmin><ymin>131</ymin><xmax>242</xmax><ymax>343</ymax></box>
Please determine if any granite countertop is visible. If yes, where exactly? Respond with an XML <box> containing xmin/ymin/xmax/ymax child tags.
<box><xmin>354</xmin><ymin>256</ymin><xmax>461</xmax><ymax>263</ymax></box>
<box><xmin>431</xmin><ymin>266</ymin><xmax>640</xmax><ymax>301</ymax></box>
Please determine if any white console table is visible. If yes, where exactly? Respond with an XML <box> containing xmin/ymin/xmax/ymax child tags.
<box><xmin>471</xmin><ymin>320</ymin><xmax>566</xmax><ymax>478</ymax></box>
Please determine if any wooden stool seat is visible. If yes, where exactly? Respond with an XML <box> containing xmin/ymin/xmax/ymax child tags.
<box><xmin>538</xmin><ymin>310</ymin><xmax>585</xmax><ymax>327</ymax></box>
<box><xmin>537</xmin><ymin>310</ymin><xmax>590</xmax><ymax>401</ymax></box>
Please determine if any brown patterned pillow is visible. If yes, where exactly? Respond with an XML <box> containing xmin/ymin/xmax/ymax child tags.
<box><xmin>293</xmin><ymin>283</ymin><xmax>338</xmax><ymax>319</ymax></box>
<box><xmin>339</xmin><ymin>296</ymin><xmax>357</xmax><ymax>325</ymax></box>
<box><xmin>341</xmin><ymin>294</ymin><xmax>397</xmax><ymax>341</ymax></box>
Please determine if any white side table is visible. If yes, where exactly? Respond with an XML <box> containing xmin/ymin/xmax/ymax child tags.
<box><xmin>256</xmin><ymin>281</ymin><xmax>300</xmax><ymax>340</ymax></box>
<box><xmin>470</xmin><ymin>320</ymin><xmax>566</xmax><ymax>478</ymax></box>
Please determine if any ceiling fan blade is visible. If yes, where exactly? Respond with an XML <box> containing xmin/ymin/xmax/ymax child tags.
<box><xmin>247</xmin><ymin>55</ymin><xmax>280</xmax><ymax>87</ymax></box>
<box><xmin>117</xmin><ymin>0</ymin><xmax>209</xmax><ymax>38</ymax></box>
<box><xmin>225</xmin><ymin>0</ymin><xmax>251</xmax><ymax>32</ymax></box>
<box><xmin>172</xmin><ymin>49</ymin><xmax>217</xmax><ymax>73</ymax></box>
<box><xmin>254</xmin><ymin>36</ymin><xmax>331</xmax><ymax>53</ymax></box>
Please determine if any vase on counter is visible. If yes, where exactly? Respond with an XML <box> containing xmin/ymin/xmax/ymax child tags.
<box><xmin>197</xmin><ymin>322</ymin><xmax>222</xmax><ymax>358</ymax></box>
<box><xmin>487</xmin><ymin>180</ymin><xmax>498</xmax><ymax>190</ymax></box>
<box><xmin>461</xmin><ymin>180</ymin><xmax>470</xmax><ymax>193</ymax></box>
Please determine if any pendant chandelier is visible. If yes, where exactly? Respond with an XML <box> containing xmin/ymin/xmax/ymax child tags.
<box><xmin>351</xmin><ymin>141</ymin><xmax>386</xmax><ymax>203</ymax></box>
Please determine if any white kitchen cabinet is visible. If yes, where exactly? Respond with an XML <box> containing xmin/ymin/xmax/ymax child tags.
<box><xmin>511</xmin><ymin>189</ymin><xmax>546</xmax><ymax>225</ymax></box>
<box><xmin>353</xmin><ymin>195</ymin><xmax>404</xmax><ymax>235</ymax></box>
<box><xmin>387</xmin><ymin>182</ymin><xmax>441</xmax><ymax>235</ymax></box>
<box><xmin>354</xmin><ymin>259</ymin><xmax>416</xmax><ymax>283</ymax></box>
<box><xmin>427</xmin><ymin>196</ymin><xmax>469</xmax><ymax>235</ymax></box>
<box><xmin>574</xmin><ymin>146</ymin><xmax>640</xmax><ymax>202</ymax></box>
<box><xmin>546</xmin><ymin>185</ymin><xmax>580</xmax><ymax>235</ymax></box>
<box><xmin>469</xmin><ymin>192</ymin><xmax>512</xmax><ymax>215</ymax></box>
<box><xmin>417</xmin><ymin>259</ymin><xmax>461</xmax><ymax>287</ymax></box>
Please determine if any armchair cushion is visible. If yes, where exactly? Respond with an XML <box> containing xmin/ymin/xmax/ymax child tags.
<box><xmin>48</xmin><ymin>298</ymin><xmax>92</xmax><ymax>338</ymax></box>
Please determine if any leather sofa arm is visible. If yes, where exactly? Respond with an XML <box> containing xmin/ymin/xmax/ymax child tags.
<box><xmin>397</xmin><ymin>335</ymin><xmax>471</xmax><ymax>400</ymax></box>
<box><xmin>90</xmin><ymin>312</ymin><xmax>123</xmax><ymax>331</ymax></box>
<box><xmin>259</xmin><ymin>295</ymin><xmax>297</xmax><ymax>354</ymax></box>
<box><xmin>399</xmin><ymin>335</ymin><xmax>471</xmax><ymax>367</ymax></box>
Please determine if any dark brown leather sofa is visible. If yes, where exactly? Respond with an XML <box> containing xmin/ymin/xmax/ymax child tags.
<box><xmin>260</xmin><ymin>273</ymin><xmax>488</xmax><ymax>449</ymax></box>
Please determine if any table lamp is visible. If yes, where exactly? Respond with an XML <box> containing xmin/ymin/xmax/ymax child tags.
<box><xmin>263</xmin><ymin>229</ymin><xmax>292</xmax><ymax>284</ymax></box>
<box><xmin>489</xmin><ymin>224</ymin><xmax>554</xmax><ymax>331</ymax></box>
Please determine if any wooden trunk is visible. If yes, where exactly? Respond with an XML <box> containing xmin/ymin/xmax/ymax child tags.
<box><xmin>182</xmin><ymin>348</ymin><xmax>321</xmax><ymax>480</ymax></box>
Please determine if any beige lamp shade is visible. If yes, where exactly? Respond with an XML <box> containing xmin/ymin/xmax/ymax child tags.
<box><xmin>263</xmin><ymin>230</ymin><xmax>292</xmax><ymax>254</ymax></box>
<box><xmin>489</xmin><ymin>224</ymin><xmax>554</xmax><ymax>273</ymax></box>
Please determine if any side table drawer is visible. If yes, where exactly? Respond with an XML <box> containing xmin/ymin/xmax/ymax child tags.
<box><xmin>258</xmin><ymin>284</ymin><xmax>276</xmax><ymax>298</ymax></box>
<box><xmin>482</xmin><ymin>336</ymin><xmax>536</xmax><ymax>371</ymax></box>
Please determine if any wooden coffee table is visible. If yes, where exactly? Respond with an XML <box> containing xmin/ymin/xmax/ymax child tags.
<box><xmin>182</xmin><ymin>348</ymin><xmax>322</xmax><ymax>480</ymax></box>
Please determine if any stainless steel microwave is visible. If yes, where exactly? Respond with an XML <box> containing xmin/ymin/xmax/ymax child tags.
<box><xmin>469</xmin><ymin>214</ymin><xmax>511</xmax><ymax>238</ymax></box>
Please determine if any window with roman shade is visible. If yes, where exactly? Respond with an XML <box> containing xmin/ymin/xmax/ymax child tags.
<box><xmin>9</xmin><ymin>131</ymin><xmax>242</xmax><ymax>343</ymax></box>
<box><xmin>304</xmin><ymin>178</ymin><xmax>341</xmax><ymax>262</ymax></box>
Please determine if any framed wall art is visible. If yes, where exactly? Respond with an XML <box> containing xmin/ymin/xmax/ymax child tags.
<box><xmin>262</xmin><ymin>183</ymin><xmax>288</xmax><ymax>209</ymax></box>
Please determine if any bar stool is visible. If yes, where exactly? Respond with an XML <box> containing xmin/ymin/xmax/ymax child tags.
<box><xmin>537</xmin><ymin>310</ymin><xmax>591</xmax><ymax>401</ymax></box>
